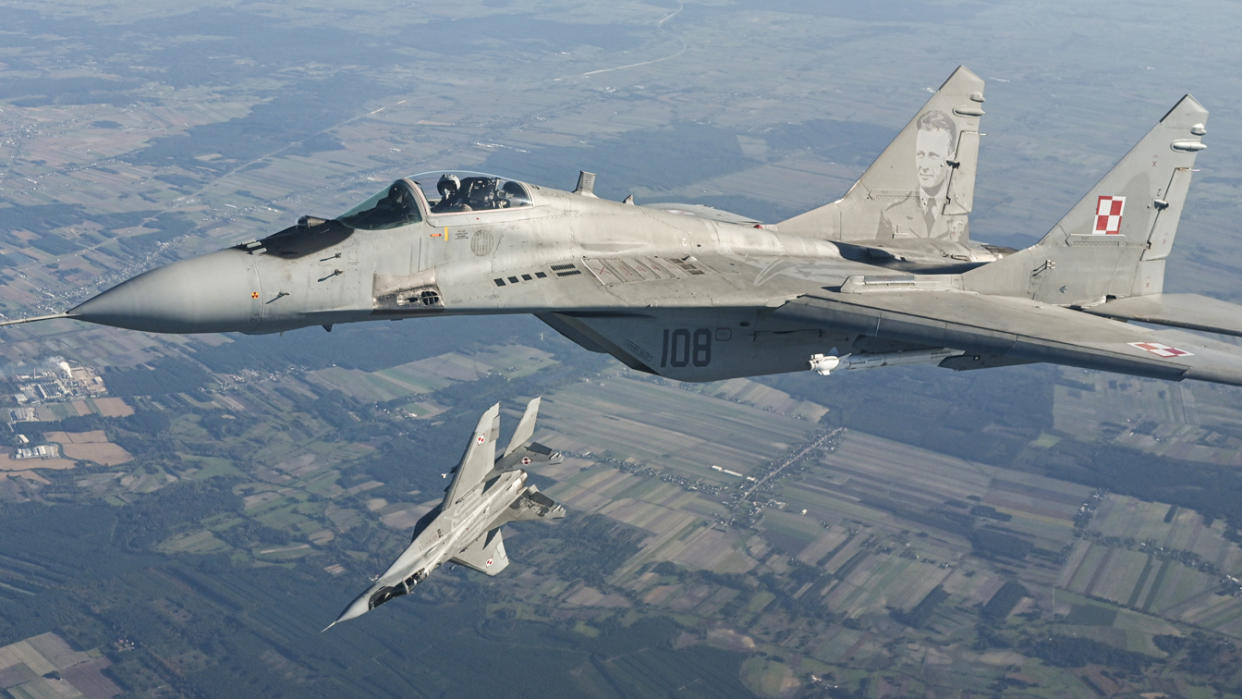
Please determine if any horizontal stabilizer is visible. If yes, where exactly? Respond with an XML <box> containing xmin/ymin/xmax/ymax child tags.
<box><xmin>496</xmin><ymin>440</ymin><xmax>563</xmax><ymax>471</ymax></box>
<box><xmin>452</xmin><ymin>529</ymin><xmax>509</xmax><ymax>576</ymax></box>
<box><xmin>1082</xmin><ymin>294</ymin><xmax>1242</xmax><ymax>338</ymax></box>
<box><xmin>492</xmin><ymin>485</ymin><xmax>567</xmax><ymax>526</ymax></box>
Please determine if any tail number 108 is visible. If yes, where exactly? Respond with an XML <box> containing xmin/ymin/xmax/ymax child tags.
<box><xmin>660</xmin><ymin>328</ymin><xmax>711</xmax><ymax>367</ymax></box>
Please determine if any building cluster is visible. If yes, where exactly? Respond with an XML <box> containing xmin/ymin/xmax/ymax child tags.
<box><xmin>12</xmin><ymin>443</ymin><xmax>60</xmax><ymax>460</ymax></box>
<box><xmin>5</xmin><ymin>359</ymin><xmax>108</xmax><ymax>459</ymax></box>
<box><xmin>9</xmin><ymin>360</ymin><xmax>106</xmax><ymax>409</ymax></box>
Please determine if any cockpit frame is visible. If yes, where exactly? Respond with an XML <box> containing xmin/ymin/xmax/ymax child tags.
<box><xmin>337</xmin><ymin>179</ymin><xmax>425</xmax><ymax>231</ymax></box>
<box><xmin>411</xmin><ymin>171</ymin><xmax>535</xmax><ymax>220</ymax></box>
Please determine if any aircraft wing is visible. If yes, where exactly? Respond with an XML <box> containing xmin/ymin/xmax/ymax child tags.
<box><xmin>774</xmin><ymin>288</ymin><xmax>1242</xmax><ymax>386</ymax></box>
<box><xmin>451</xmin><ymin>529</ymin><xmax>509</xmax><ymax>576</ymax></box>
<box><xmin>495</xmin><ymin>439</ymin><xmax>562</xmax><ymax>472</ymax></box>
<box><xmin>444</xmin><ymin>403</ymin><xmax>501</xmax><ymax>506</ymax></box>
<box><xmin>473</xmin><ymin>250</ymin><xmax>1242</xmax><ymax>386</ymax></box>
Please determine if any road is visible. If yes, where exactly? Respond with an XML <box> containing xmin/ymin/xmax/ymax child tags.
<box><xmin>741</xmin><ymin>426</ymin><xmax>844</xmax><ymax>502</ymax></box>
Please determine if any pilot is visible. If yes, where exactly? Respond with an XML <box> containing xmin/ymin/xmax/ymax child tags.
<box><xmin>371</xmin><ymin>183</ymin><xmax>415</xmax><ymax>225</ymax></box>
<box><xmin>380</xmin><ymin>183</ymin><xmax>408</xmax><ymax>210</ymax></box>
<box><xmin>435</xmin><ymin>174</ymin><xmax>461</xmax><ymax>212</ymax></box>
<box><xmin>346</xmin><ymin>182</ymin><xmax>410</xmax><ymax>229</ymax></box>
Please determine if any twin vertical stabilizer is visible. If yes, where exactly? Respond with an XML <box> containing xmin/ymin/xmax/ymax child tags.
<box><xmin>779</xmin><ymin>66</ymin><xmax>986</xmax><ymax>247</ymax></box>
<box><xmin>444</xmin><ymin>403</ymin><xmax>501</xmax><ymax>505</ymax></box>
<box><xmin>964</xmin><ymin>95</ymin><xmax>1208</xmax><ymax>305</ymax></box>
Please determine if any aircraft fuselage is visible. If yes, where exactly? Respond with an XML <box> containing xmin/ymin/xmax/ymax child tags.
<box><xmin>67</xmin><ymin>181</ymin><xmax>903</xmax><ymax>382</ymax></box>
<box><xmin>335</xmin><ymin>469</ymin><xmax>528</xmax><ymax>622</ymax></box>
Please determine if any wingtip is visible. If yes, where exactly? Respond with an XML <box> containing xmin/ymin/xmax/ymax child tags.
<box><xmin>322</xmin><ymin>621</ymin><xmax>337</xmax><ymax>633</ymax></box>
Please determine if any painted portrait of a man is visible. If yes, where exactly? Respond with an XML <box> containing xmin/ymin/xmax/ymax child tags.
<box><xmin>876</xmin><ymin>109</ymin><xmax>964</xmax><ymax>240</ymax></box>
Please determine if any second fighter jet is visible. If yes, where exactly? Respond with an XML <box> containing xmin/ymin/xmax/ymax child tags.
<box><xmin>326</xmin><ymin>398</ymin><xmax>565</xmax><ymax>630</ymax></box>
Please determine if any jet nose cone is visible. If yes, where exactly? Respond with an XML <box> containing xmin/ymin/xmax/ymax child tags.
<box><xmin>326</xmin><ymin>591</ymin><xmax>373</xmax><ymax>631</ymax></box>
<box><xmin>70</xmin><ymin>250</ymin><xmax>257</xmax><ymax>333</ymax></box>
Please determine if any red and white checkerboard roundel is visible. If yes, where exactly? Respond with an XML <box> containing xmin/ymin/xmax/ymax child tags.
<box><xmin>521</xmin><ymin>456</ymin><xmax>532</xmax><ymax>465</ymax></box>
<box><xmin>1129</xmin><ymin>341</ymin><xmax>1193</xmax><ymax>358</ymax></box>
<box><xmin>1093</xmin><ymin>195</ymin><xmax>1126</xmax><ymax>235</ymax></box>
<box><xmin>476</xmin><ymin>434</ymin><xmax>486</xmax><ymax>445</ymax></box>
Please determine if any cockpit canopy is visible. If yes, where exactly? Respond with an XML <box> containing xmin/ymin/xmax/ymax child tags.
<box><xmin>416</xmin><ymin>172</ymin><xmax>532</xmax><ymax>214</ymax></box>
<box><xmin>335</xmin><ymin>172</ymin><xmax>534</xmax><ymax>231</ymax></box>
<box><xmin>338</xmin><ymin>180</ymin><xmax>423</xmax><ymax>231</ymax></box>
<box><xmin>245</xmin><ymin>172</ymin><xmax>534</xmax><ymax>258</ymax></box>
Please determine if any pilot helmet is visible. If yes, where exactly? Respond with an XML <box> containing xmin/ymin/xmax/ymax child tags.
<box><xmin>437</xmin><ymin>174</ymin><xmax>460</xmax><ymax>198</ymax></box>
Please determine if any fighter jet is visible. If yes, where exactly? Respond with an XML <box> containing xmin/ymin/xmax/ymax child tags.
<box><xmin>8</xmin><ymin>66</ymin><xmax>1242</xmax><ymax>387</ymax></box>
<box><xmin>325</xmin><ymin>397</ymin><xmax>564</xmax><ymax>630</ymax></box>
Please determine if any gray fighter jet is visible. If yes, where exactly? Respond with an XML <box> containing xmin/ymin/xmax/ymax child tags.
<box><xmin>8</xmin><ymin>66</ymin><xmax>1242</xmax><ymax>387</ymax></box>
<box><xmin>325</xmin><ymin>398</ymin><xmax>564</xmax><ymax>630</ymax></box>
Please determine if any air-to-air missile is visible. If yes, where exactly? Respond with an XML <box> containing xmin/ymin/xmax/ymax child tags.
<box><xmin>325</xmin><ymin>398</ymin><xmax>564</xmax><ymax>630</ymax></box>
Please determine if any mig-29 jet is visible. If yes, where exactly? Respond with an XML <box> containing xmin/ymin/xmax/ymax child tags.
<box><xmin>326</xmin><ymin>397</ymin><xmax>565</xmax><ymax>630</ymax></box>
<box><xmin>7</xmin><ymin>66</ymin><xmax>1242</xmax><ymax>388</ymax></box>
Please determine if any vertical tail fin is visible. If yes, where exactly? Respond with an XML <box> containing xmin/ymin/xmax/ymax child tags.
<box><xmin>779</xmin><ymin>66</ymin><xmax>985</xmax><ymax>244</ymax></box>
<box><xmin>964</xmin><ymin>95</ymin><xmax>1208</xmax><ymax>304</ymax></box>
<box><xmin>496</xmin><ymin>396</ymin><xmax>562</xmax><ymax>471</ymax></box>
<box><xmin>445</xmin><ymin>403</ymin><xmax>500</xmax><ymax>505</ymax></box>
<box><xmin>503</xmin><ymin>397</ymin><xmax>541</xmax><ymax>459</ymax></box>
